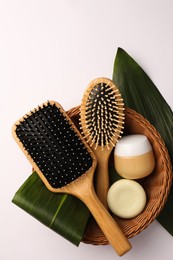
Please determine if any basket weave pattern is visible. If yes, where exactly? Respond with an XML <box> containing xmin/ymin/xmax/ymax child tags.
<box><xmin>67</xmin><ymin>106</ymin><xmax>172</xmax><ymax>245</ymax></box>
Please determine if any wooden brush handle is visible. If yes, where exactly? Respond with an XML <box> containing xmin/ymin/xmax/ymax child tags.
<box><xmin>95</xmin><ymin>155</ymin><xmax>109</xmax><ymax>209</ymax></box>
<box><xmin>80</xmin><ymin>186</ymin><xmax>132</xmax><ymax>256</ymax></box>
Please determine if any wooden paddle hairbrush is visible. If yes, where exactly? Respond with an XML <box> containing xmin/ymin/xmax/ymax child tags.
<box><xmin>80</xmin><ymin>78</ymin><xmax>125</xmax><ymax>208</ymax></box>
<box><xmin>12</xmin><ymin>101</ymin><xmax>131</xmax><ymax>256</ymax></box>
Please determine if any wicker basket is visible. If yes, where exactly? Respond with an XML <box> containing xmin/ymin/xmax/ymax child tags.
<box><xmin>67</xmin><ymin>106</ymin><xmax>172</xmax><ymax>245</ymax></box>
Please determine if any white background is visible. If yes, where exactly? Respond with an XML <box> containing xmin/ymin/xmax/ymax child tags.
<box><xmin>1</xmin><ymin>0</ymin><xmax>173</xmax><ymax>259</ymax></box>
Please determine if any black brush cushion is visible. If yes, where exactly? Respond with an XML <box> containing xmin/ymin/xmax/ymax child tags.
<box><xmin>15</xmin><ymin>103</ymin><xmax>92</xmax><ymax>188</ymax></box>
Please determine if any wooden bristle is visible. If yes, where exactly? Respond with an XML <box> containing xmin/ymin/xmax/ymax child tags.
<box><xmin>81</xmin><ymin>79</ymin><xmax>124</xmax><ymax>149</ymax></box>
<box><xmin>15</xmin><ymin>102</ymin><xmax>92</xmax><ymax>188</ymax></box>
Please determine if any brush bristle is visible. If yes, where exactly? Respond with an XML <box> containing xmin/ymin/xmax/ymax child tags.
<box><xmin>15</xmin><ymin>102</ymin><xmax>93</xmax><ymax>188</ymax></box>
<box><xmin>80</xmin><ymin>79</ymin><xmax>125</xmax><ymax>150</ymax></box>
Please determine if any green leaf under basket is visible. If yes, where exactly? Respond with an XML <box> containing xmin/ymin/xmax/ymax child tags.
<box><xmin>112</xmin><ymin>47</ymin><xmax>173</xmax><ymax>235</ymax></box>
<box><xmin>12</xmin><ymin>171</ymin><xmax>90</xmax><ymax>246</ymax></box>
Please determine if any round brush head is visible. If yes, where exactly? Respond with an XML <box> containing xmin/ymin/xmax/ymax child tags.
<box><xmin>80</xmin><ymin>78</ymin><xmax>125</xmax><ymax>150</ymax></box>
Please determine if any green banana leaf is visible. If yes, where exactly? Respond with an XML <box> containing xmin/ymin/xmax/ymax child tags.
<box><xmin>12</xmin><ymin>171</ymin><xmax>90</xmax><ymax>246</ymax></box>
<box><xmin>113</xmin><ymin>47</ymin><xmax>173</xmax><ymax>235</ymax></box>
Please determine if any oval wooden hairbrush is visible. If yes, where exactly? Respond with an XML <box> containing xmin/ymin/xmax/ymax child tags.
<box><xmin>80</xmin><ymin>78</ymin><xmax>125</xmax><ymax>208</ymax></box>
<box><xmin>12</xmin><ymin>101</ymin><xmax>131</xmax><ymax>256</ymax></box>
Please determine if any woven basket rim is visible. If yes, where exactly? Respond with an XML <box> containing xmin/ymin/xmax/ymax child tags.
<box><xmin>66</xmin><ymin>105</ymin><xmax>172</xmax><ymax>245</ymax></box>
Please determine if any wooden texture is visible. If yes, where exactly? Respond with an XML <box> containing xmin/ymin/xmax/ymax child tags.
<box><xmin>93</xmin><ymin>146</ymin><xmax>111</xmax><ymax>208</ymax></box>
<box><xmin>80</xmin><ymin>77</ymin><xmax>124</xmax><ymax>208</ymax></box>
<box><xmin>12</xmin><ymin>101</ymin><xmax>131</xmax><ymax>256</ymax></box>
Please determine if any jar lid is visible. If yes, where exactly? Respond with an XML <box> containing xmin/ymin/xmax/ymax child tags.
<box><xmin>114</xmin><ymin>134</ymin><xmax>152</xmax><ymax>157</ymax></box>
